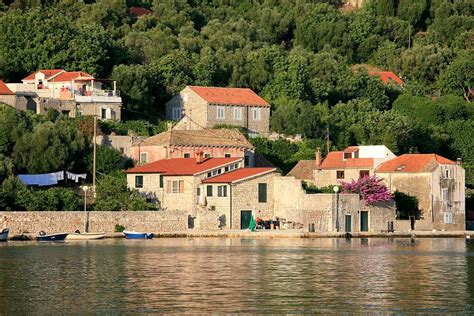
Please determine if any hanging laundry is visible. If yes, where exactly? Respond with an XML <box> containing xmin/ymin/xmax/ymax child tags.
<box><xmin>18</xmin><ymin>171</ymin><xmax>64</xmax><ymax>186</ymax></box>
<box><xmin>66</xmin><ymin>172</ymin><xmax>87</xmax><ymax>183</ymax></box>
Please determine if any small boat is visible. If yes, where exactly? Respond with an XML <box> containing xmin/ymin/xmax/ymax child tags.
<box><xmin>36</xmin><ymin>232</ymin><xmax>68</xmax><ymax>242</ymax></box>
<box><xmin>123</xmin><ymin>230</ymin><xmax>153</xmax><ymax>239</ymax></box>
<box><xmin>0</xmin><ymin>228</ymin><xmax>9</xmax><ymax>241</ymax></box>
<box><xmin>66</xmin><ymin>232</ymin><xmax>106</xmax><ymax>240</ymax></box>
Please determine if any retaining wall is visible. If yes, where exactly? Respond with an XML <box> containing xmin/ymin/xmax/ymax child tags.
<box><xmin>0</xmin><ymin>211</ymin><xmax>188</xmax><ymax>235</ymax></box>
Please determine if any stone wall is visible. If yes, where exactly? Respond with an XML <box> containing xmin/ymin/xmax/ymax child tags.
<box><xmin>96</xmin><ymin>135</ymin><xmax>144</xmax><ymax>159</ymax></box>
<box><xmin>313</xmin><ymin>168</ymin><xmax>374</xmax><ymax>187</ymax></box>
<box><xmin>0</xmin><ymin>210</ymin><xmax>188</xmax><ymax>235</ymax></box>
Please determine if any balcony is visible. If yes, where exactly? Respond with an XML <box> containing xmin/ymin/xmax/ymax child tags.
<box><xmin>74</xmin><ymin>90</ymin><xmax>122</xmax><ymax>103</ymax></box>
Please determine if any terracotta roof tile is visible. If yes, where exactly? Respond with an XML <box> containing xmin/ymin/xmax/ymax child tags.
<box><xmin>189</xmin><ymin>86</ymin><xmax>269</xmax><ymax>107</ymax></box>
<box><xmin>126</xmin><ymin>157</ymin><xmax>242</xmax><ymax>175</ymax></box>
<box><xmin>0</xmin><ymin>81</ymin><xmax>14</xmax><ymax>95</ymax></box>
<box><xmin>376</xmin><ymin>154</ymin><xmax>456</xmax><ymax>173</ymax></box>
<box><xmin>319</xmin><ymin>151</ymin><xmax>374</xmax><ymax>169</ymax></box>
<box><xmin>203</xmin><ymin>168</ymin><xmax>275</xmax><ymax>183</ymax></box>
<box><xmin>287</xmin><ymin>160</ymin><xmax>317</xmax><ymax>180</ymax></box>
<box><xmin>22</xmin><ymin>69</ymin><xmax>64</xmax><ymax>81</ymax></box>
<box><xmin>49</xmin><ymin>71</ymin><xmax>94</xmax><ymax>82</ymax></box>
<box><xmin>129</xmin><ymin>6</ymin><xmax>152</xmax><ymax>17</ymax></box>
<box><xmin>135</xmin><ymin>128</ymin><xmax>253</xmax><ymax>149</ymax></box>
<box><xmin>368</xmin><ymin>71</ymin><xmax>404</xmax><ymax>85</ymax></box>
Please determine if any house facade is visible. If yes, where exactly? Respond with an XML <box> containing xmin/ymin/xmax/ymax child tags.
<box><xmin>377</xmin><ymin>154</ymin><xmax>465</xmax><ymax>231</ymax></box>
<box><xmin>289</xmin><ymin>145</ymin><xmax>396</xmax><ymax>187</ymax></box>
<box><xmin>6</xmin><ymin>69</ymin><xmax>122</xmax><ymax>120</ymax></box>
<box><xmin>165</xmin><ymin>86</ymin><xmax>270</xmax><ymax>136</ymax></box>
<box><xmin>130</xmin><ymin>128</ymin><xmax>256</xmax><ymax>166</ymax></box>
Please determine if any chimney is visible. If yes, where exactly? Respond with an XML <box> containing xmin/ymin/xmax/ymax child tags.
<box><xmin>196</xmin><ymin>151</ymin><xmax>204</xmax><ymax>164</ymax></box>
<box><xmin>457</xmin><ymin>158</ymin><xmax>462</xmax><ymax>165</ymax></box>
<box><xmin>315</xmin><ymin>147</ymin><xmax>321</xmax><ymax>168</ymax></box>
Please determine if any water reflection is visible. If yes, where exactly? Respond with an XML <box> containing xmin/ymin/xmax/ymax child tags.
<box><xmin>0</xmin><ymin>238</ymin><xmax>473</xmax><ymax>313</ymax></box>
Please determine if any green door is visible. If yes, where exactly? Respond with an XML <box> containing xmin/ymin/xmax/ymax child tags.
<box><xmin>360</xmin><ymin>211</ymin><xmax>369</xmax><ymax>232</ymax></box>
<box><xmin>241</xmin><ymin>210</ymin><xmax>252</xmax><ymax>229</ymax></box>
<box><xmin>345</xmin><ymin>215</ymin><xmax>352</xmax><ymax>233</ymax></box>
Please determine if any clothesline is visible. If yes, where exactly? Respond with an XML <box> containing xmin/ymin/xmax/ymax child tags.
<box><xmin>18</xmin><ymin>171</ymin><xmax>87</xmax><ymax>187</ymax></box>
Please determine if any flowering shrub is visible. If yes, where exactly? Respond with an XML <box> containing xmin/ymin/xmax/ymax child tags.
<box><xmin>340</xmin><ymin>175</ymin><xmax>393</xmax><ymax>205</ymax></box>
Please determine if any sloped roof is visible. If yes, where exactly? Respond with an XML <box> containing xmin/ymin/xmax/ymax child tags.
<box><xmin>188</xmin><ymin>86</ymin><xmax>269</xmax><ymax>107</ymax></box>
<box><xmin>126</xmin><ymin>157</ymin><xmax>242</xmax><ymax>175</ymax></box>
<box><xmin>368</xmin><ymin>71</ymin><xmax>404</xmax><ymax>85</ymax></box>
<box><xmin>129</xmin><ymin>6</ymin><xmax>152</xmax><ymax>17</ymax></box>
<box><xmin>135</xmin><ymin>128</ymin><xmax>253</xmax><ymax>149</ymax></box>
<box><xmin>320</xmin><ymin>151</ymin><xmax>374</xmax><ymax>169</ymax></box>
<box><xmin>0</xmin><ymin>80</ymin><xmax>14</xmax><ymax>95</ymax></box>
<box><xmin>287</xmin><ymin>160</ymin><xmax>317</xmax><ymax>180</ymax></box>
<box><xmin>376</xmin><ymin>154</ymin><xmax>456</xmax><ymax>173</ymax></box>
<box><xmin>203</xmin><ymin>168</ymin><xmax>275</xmax><ymax>183</ymax></box>
<box><xmin>344</xmin><ymin>146</ymin><xmax>359</xmax><ymax>153</ymax></box>
<box><xmin>49</xmin><ymin>71</ymin><xmax>94</xmax><ymax>82</ymax></box>
<box><xmin>22</xmin><ymin>69</ymin><xmax>64</xmax><ymax>81</ymax></box>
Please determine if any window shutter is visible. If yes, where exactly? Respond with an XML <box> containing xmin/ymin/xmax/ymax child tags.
<box><xmin>207</xmin><ymin>185</ymin><xmax>213</xmax><ymax>197</ymax></box>
<box><xmin>179</xmin><ymin>180</ymin><xmax>184</xmax><ymax>193</ymax></box>
<box><xmin>258</xmin><ymin>183</ymin><xmax>267</xmax><ymax>203</ymax></box>
<box><xmin>167</xmin><ymin>181</ymin><xmax>171</xmax><ymax>193</ymax></box>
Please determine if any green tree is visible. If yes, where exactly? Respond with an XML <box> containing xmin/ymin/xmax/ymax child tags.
<box><xmin>437</xmin><ymin>51</ymin><xmax>474</xmax><ymax>102</ymax></box>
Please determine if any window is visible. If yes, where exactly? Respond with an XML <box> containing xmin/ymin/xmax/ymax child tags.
<box><xmin>140</xmin><ymin>152</ymin><xmax>148</xmax><ymax>164</ymax></box>
<box><xmin>336</xmin><ymin>171</ymin><xmax>345</xmax><ymax>179</ymax></box>
<box><xmin>101</xmin><ymin>108</ymin><xmax>107</xmax><ymax>119</ymax></box>
<box><xmin>207</xmin><ymin>172</ymin><xmax>212</xmax><ymax>177</ymax></box>
<box><xmin>167</xmin><ymin>180</ymin><xmax>184</xmax><ymax>194</ymax></box>
<box><xmin>119</xmin><ymin>147</ymin><xmax>124</xmax><ymax>154</ymax></box>
<box><xmin>197</xmin><ymin>187</ymin><xmax>201</xmax><ymax>196</ymax></box>
<box><xmin>252</xmin><ymin>108</ymin><xmax>261</xmax><ymax>121</ymax></box>
<box><xmin>224</xmin><ymin>166</ymin><xmax>229</xmax><ymax>172</ymax></box>
<box><xmin>234</xmin><ymin>107</ymin><xmax>242</xmax><ymax>120</ymax></box>
<box><xmin>217</xmin><ymin>185</ymin><xmax>227</xmax><ymax>197</ymax></box>
<box><xmin>444</xmin><ymin>212</ymin><xmax>453</xmax><ymax>224</ymax></box>
<box><xmin>184</xmin><ymin>153</ymin><xmax>190</xmax><ymax>158</ymax></box>
<box><xmin>205</xmin><ymin>153</ymin><xmax>211</xmax><ymax>158</ymax></box>
<box><xmin>172</xmin><ymin>107</ymin><xmax>182</xmax><ymax>120</ymax></box>
<box><xmin>359</xmin><ymin>170</ymin><xmax>370</xmax><ymax>178</ymax></box>
<box><xmin>225</xmin><ymin>153</ymin><xmax>231</xmax><ymax>158</ymax></box>
<box><xmin>207</xmin><ymin>185</ymin><xmax>213</xmax><ymax>197</ymax></box>
<box><xmin>258</xmin><ymin>183</ymin><xmax>267</xmax><ymax>203</ymax></box>
<box><xmin>444</xmin><ymin>169</ymin><xmax>452</xmax><ymax>179</ymax></box>
<box><xmin>344</xmin><ymin>153</ymin><xmax>352</xmax><ymax>159</ymax></box>
<box><xmin>244</xmin><ymin>156</ymin><xmax>250</xmax><ymax>167</ymax></box>
<box><xmin>159</xmin><ymin>175</ymin><xmax>164</xmax><ymax>188</ymax></box>
<box><xmin>441</xmin><ymin>188</ymin><xmax>449</xmax><ymax>201</ymax></box>
<box><xmin>135</xmin><ymin>176</ymin><xmax>143</xmax><ymax>188</ymax></box>
<box><xmin>217</xmin><ymin>106</ymin><xmax>225</xmax><ymax>119</ymax></box>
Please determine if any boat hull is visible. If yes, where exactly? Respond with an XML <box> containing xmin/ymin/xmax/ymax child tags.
<box><xmin>66</xmin><ymin>233</ymin><xmax>106</xmax><ymax>240</ymax></box>
<box><xmin>123</xmin><ymin>231</ymin><xmax>153</xmax><ymax>239</ymax></box>
<box><xmin>36</xmin><ymin>233</ymin><xmax>68</xmax><ymax>242</ymax></box>
<box><xmin>0</xmin><ymin>228</ymin><xmax>9</xmax><ymax>241</ymax></box>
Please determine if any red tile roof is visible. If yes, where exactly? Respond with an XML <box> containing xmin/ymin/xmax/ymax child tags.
<box><xmin>343</xmin><ymin>146</ymin><xmax>359</xmax><ymax>153</ymax></box>
<box><xmin>128</xmin><ymin>6</ymin><xmax>152</xmax><ymax>17</ymax></box>
<box><xmin>0</xmin><ymin>81</ymin><xmax>14</xmax><ymax>95</ymax></box>
<box><xmin>368</xmin><ymin>71</ymin><xmax>404</xmax><ymax>85</ymax></box>
<box><xmin>126</xmin><ymin>157</ymin><xmax>242</xmax><ymax>175</ymax></box>
<box><xmin>287</xmin><ymin>160</ymin><xmax>317</xmax><ymax>180</ymax></box>
<box><xmin>189</xmin><ymin>86</ymin><xmax>269</xmax><ymax>107</ymax></box>
<box><xmin>319</xmin><ymin>151</ymin><xmax>374</xmax><ymax>169</ymax></box>
<box><xmin>22</xmin><ymin>69</ymin><xmax>64</xmax><ymax>81</ymax></box>
<box><xmin>203</xmin><ymin>168</ymin><xmax>275</xmax><ymax>183</ymax></box>
<box><xmin>49</xmin><ymin>72</ymin><xmax>94</xmax><ymax>82</ymax></box>
<box><xmin>376</xmin><ymin>154</ymin><xmax>456</xmax><ymax>173</ymax></box>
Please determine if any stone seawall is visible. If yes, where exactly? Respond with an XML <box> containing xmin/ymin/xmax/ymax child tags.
<box><xmin>0</xmin><ymin>211</ymin><xmax>188</xmax><ymax>234</ymax></box>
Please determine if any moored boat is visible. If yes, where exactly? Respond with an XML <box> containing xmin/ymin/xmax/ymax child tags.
<box><xmin>66</xmin><ymin>232</ymin><xmax>106</xmax><ymax>240</ymax></box>
<box><xmin>123</xmin><ymin>230</ymin><xmax>153</xmax><ymax>239</ymax></box>
<box><xmin>36</xmin><ymin>232</ymin><xmax>68</xmax><ymax>242</ymax></box>
<box><xmin>0</xmin><ymin>228</ymin><xmax>9</xmax><ymax>241</ymax></box>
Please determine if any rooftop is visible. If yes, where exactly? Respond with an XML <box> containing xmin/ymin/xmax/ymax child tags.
<box><xmin>287</xmin><ymin>160</ymin><xmax>318</xmax><ymax>180</ymax></box>
<box><xmin>368</xmin><ymin>71</ymin><xmax>404</xmax><ymax>85</ymax></box>
<box><xmin>188</xmin><ymin>86</ymin><xmax>269</xmax><ymax>107</ymax></box>
<box><xmin>50</xmin><ymin>71</ymin><xmax>94</xmax><ymax>82</ymax></box>
<box><xmin>22</xmin><ymin>69</ymin><xmax>64</xmax><ymax>81</ymax></box>
<box><xmin>376</xmin><ymin>154</ymin><xmax>457</xmax><ymax>173</ymax></box>
<box><xmin>319</xmin><ymin>151</ymin><xmax>374</xmax><ymax>169</ymax></box>
<box><xmin>203</xmin><ymin>168</ymin><xmax>275</xmax><ymax>183</ymax></box>
<box><xmin>128</xmin><ymin>6</ymin><xmax>152</xmax><ymax>17</ymax></box>
<box><xmin>0</xmin><ymin>80</ymin><xmax>14</xmax><ymax>95</ymax></box>
<box><xmin>135</xmin><ymin>128</ymin><xmax>253</xmax><ymax>149</ymax></box>
<box><xmin>126</xmin><ymin>157</ymin><xmax>242</xmax><ymax>175</ymax></box>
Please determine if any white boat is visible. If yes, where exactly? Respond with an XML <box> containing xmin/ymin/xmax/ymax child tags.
<box><xmin>66</xmin><ymin>232</ymin><xmax>106</xmax><ymax>240</ymax></box>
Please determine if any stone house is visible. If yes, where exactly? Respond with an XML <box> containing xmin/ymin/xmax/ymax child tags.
<box><xmin>289</xmin><ymin>145</ymin><xmax>395</xmax><ymax>187</ymax></box>
<box><xmin>130</xmin><ymin>127</ymin><xmax>256</xmax><ymax>166</ymax></box>
<box><xmin>377</xmin><ymin>154</ymin><xmax>465</xmax><ymax>231</ymax></box>
<box><xmin>126</xmin><ymin>156</ymin><xmax>244</xmax><ymax>216</ymax></box>
<box><xmin>6</xmin><ymin>69</ymin><xmax>122</xmax><ymax>120</ymax></box>
<box><xmin>95</xmin><ymin>135</ymin><xmax>145</xmax><ymax>158</ymax></box>
<box><xmin>165</xmin><ymin>86</ymin><xmax>270</xmax><ymax>136</ymax></box>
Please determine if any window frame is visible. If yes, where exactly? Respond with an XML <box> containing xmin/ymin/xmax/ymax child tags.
<box><xmin>217</xmin><ymin>106</ymin><xmax>226</xmax><ymax>119</ymax></box>
<box><xmin>140</xmin><ymin>152</ymin><xmax>148</xmax><ymax>164</ymax></box>
<box><xmin>441</xmin><ymin>188</ymin><xmax>449</xmax><ymax>201</ymax></box>
<box><xmin>336</xmin><ymin>170</ymin><xmax>345</xmax><ymax>179</ymax></box>
<box><xmin>207</xmin><ymin>185</ymin><xmax>213</xmax><ymax>197</ymax></box>
<box><xmin>234</xmin><ymin>107</ymin><xmax>242</xmax><ymax>120</ymax></box>
<box><xmin>258</xmin><ymin>183</ymin><xmax>267</xmax><ymax>203</ymax></box>
<box><xmin>135</xmin><ymin>175</ymin><xmax>143</xmax><ymax>188</ymax></box>
<box><xmin>217</xmin><ymin>185</ymin><xmax>227</xmax><ymax>197</ymax></box>
<box><xmin>172</xmin><ymin>107</ymin><xmax>182</xmax><ymax>120</ymax></box>
<box><xmin>252</xmin><ymin>107</ymin><xmax>261</xmax><ymax>121</ymax></box>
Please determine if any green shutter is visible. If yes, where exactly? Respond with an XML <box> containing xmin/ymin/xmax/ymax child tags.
<box><xmin>207</xmin><ymin>185</ymin><xmax>213</xmax><ymax>197</ymax></box>
<box><xmin>159</xmin><ymin>175</ymin><xmax>164</xmax><ymax>188</ymax></box>
<box><xmin>258</xmin><ymin>183</ymin><xmax>267</xmax><ymax>203</ymax></box>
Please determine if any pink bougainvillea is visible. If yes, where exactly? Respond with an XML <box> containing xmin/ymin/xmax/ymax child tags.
<box><xmin>340</xmin><ymin>175</ymin><xmax>393</xmax><ymax>205</ymax></box>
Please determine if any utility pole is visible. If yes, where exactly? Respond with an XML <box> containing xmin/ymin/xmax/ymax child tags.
<box><xmin>325</xmin><ymin>127</ymin><xmax>331</xmax><ymax>154</ymax></box>
<box><xmin>93</xmin><ymin>115</ymin><xmax>97</xmax><ymax>194</ymax></box>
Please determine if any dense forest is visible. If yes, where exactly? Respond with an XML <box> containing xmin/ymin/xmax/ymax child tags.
<box><xmin>0</xmin><ymin>0</ymin><xmax>473</xmax><ymax>193</ymax></box>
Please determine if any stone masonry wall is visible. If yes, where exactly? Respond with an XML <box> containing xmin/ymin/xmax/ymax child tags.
<box><xmin>0</xmin><ymin>211</ymin><xmax>188</xmax><ymax>235</ymax></box>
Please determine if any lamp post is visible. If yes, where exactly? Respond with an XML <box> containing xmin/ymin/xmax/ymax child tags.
<box><xmin>82</xmin><ymin>185</ymin><xmax>90</xmax><ymax>233</ymax></box>
<box><xmin>333</xmin><ymin>186</ymin><xmax>340</xmax><ymax>232</ymax></box>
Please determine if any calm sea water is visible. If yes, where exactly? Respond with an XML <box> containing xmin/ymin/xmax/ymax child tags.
<box><xmin>0</xmin><ymin>238</ymin><xmax>473</xmax><ymax>314</ymax></box>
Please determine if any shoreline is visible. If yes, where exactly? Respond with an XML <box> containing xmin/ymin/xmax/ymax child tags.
<box><xmin>7</xmin><ymin>230</ymin><xmax>472</xmax><ymax>240</ymax></box>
